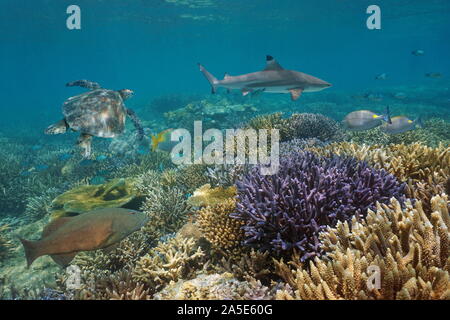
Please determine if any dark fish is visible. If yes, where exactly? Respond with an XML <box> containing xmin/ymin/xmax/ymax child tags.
<box><xmin>425</xmin><ymin>72</ymin><xmax>443</xmax><ymax>79</ymax></box>
<box><xmin>35</xmin><ymin>164</ymin><xmax>49</xmax><ymax>172</ymax></box>
<box><xmin>411</xmin><ymin>49</ymin><xmax>424</xmax><ymax>56</ymax></box>
<box><xmin>375</xmin><ymin>73</ymin><xmax>387</xmax><ymax>80</ymax></box>
<box><xmin>20</xmin><ymin>208</ymin><xmax>149</xmax><ymax>267</ymax></box>
<box><xmin>58</xmin><ymin>153</ymin><xmax>72</xmax><ymax>161</ymax></box>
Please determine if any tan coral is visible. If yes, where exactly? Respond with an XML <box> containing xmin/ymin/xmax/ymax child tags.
<box><xmin>308</xmin><ymin>142</ymin><xmax>449</xmax><ymax>184</ymax></box>
<box><xmin>132</xmin><ymin>235</ymin><xmax>206</xmax><ymax>291</ymax></box>
<box><xmin>197</xmin><ymin>198</ymin><xmax>245</xmax><ymax>254</ymax></box>
<box><xmin>274</xmin><ymin>195</ymin><xmax>450</xmax><ymax>300</ymax></box>
<box><xmin>188</xmin><ymin>184</ymin><xmax>237</xmax><ymax>207</ymax></box>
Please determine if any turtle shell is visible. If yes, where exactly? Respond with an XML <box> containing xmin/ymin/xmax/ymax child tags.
<box><xmin>63</xmin><ymin>89</ymin><xmax>126</xmax><ymax>138</ymax></box>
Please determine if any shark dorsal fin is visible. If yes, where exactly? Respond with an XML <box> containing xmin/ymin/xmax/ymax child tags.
<box><xmin>264</xmin><ymin>55</ymin><xmax>284</xmax><ymax>71</ymax></box>
<box><xmin>224</xmin><ymin>73</ymin><xmax>231</xmax><ymax>79</ymax></box>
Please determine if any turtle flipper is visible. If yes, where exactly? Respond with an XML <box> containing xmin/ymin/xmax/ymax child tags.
<box><xmin>77</xmin><ymin>133</ymin><xmax>93</xmax><ymax>158</ymax></box>
<box><xmin>45</xmin><ymin>119</ymin><xmax>68</xmax><ymax>135</ymax></box>
<box><xmin>66</xmin><ymin>80</ymin><xmax>102</xmax><ymax>90</ymax></box>
<box><xmin>126</xmin><ymin>108</ymin><xmax>144</xmax><ymax>141</ymax></box>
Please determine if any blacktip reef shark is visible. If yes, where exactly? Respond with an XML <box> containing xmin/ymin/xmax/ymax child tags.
<box><xmin>198</xmin><ymin>55</ymin><xmax>332</xmax><ymax>100</ymax></box>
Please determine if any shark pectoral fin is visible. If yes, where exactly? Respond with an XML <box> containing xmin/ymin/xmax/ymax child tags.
<box><xmin>50</xmin><ymin>252</ymin><xmax>77</xmax><ymax>267</ymax></box>
<box><xmin>289</xmin><ymin>89</ymin><xmax>303</xmax><ymax>101</ymax></box>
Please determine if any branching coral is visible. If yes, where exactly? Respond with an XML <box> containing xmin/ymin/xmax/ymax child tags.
<box><xmin>197</xmin><ymin>198</ymin><xmax>244</xmax><ymax>254</ymax></box>
<box><xmin>132</xmin><ymin>236</ymin><xmax>206</xmax><ymax>291</ymax></box>
<box><xmin>287</xmin><ymin>113</ymin><xmax>344</xmax><ymax>142</ymax></box>
<box><xmin>274</xmin><ymin>195</ymin><xmax>450</xmax><ymax>300</ymax></box>
<box><xmin>141</xmin><ymin>184</ymin><xmax>192</xmax><ymax>236</ymax></box>
<box><xmin>232</xmin><ymin>151</ymin><xmax>406</xmax><ymax>261</ymax></box>
<box><xmin>176</xmin><ymin>164</ymin><xmax>211</xmax><ymax>194</ymax></box>
<box><xmin>0</xmin><ymin>225</ymin><xmax>14</xmax><ymax>262</ymax></box>
<box><xmin>245</xmin><ymin>112</ymin><xmax>344</xmax><ymax>143</ymax></box>
<box><xmin>308</xmin><ymin>142</ymin><xmax>450</xmax><ymax>185</ymax></box>
<box><xmin>154</xmin><ymin>272</ymin><xmax>273</xmax><ymax>300</ymax></box>
<box><xmin>188</xmin><ymin>184</ymin><xmax>237</xmax><ymax>207</ymax></box>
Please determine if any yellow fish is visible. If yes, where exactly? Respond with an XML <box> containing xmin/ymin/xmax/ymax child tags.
<box><xmin>150</xmin><ymin>129</ymin><xmax>176</xmax><ymax>152</ymax></box>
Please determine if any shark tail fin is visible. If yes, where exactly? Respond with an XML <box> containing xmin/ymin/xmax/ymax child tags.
<box><xmin>383</xmin><ymin>106</ymin><xmax>392</xmax><ymax>124</ymax></box>
<box><xmin>198</xmin><ymin>63</ymin><xmax>218</xmax><ymax>94</ymax></box>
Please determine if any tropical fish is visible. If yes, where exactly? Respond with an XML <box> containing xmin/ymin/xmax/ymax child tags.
<box><xmin>35</xmin><ymin>164</ymin><xmax>50</xmax><ymax>172</ymax></box>
<box><xmin>380</xmin><ymin>116</ymin><xmax>422</xmax><ymax>134</ymax></box>
<box><xmin>343</xmin><ymin>108</ymin><xmax>391</xmax><ymax>131</ymax></box>
<box><xmin>150</xmin><ymin>129</ymin><xmax>182</xmax><ymax>152</ymax></box>
<box><xmin>375</xmin><ymin>73</ymin><xmax>387</xmax><ymax>80</ymax></box>
<box><xmin>31</xmin><ymin>145</ymin><xmax>43</xmax><ymax>151</ymax></box>
<box><xmin>198</xmin><ymin>55</ymin><xmax>332</xmax><ymax>101</ymax></box>
<box><xmin>393</xmin><ymin>92</ymin><xmax>407</xmax><ymax>99</ymax></box>
<box><xmin>90</xmin><ymin>176</ymin><xmax>106</xmax><ymax>185</ymax></box>
<box><xmin>426</xmin><ymin>72</ymin><xmax>443</xmax><ymax>79</ymax></box>
<box><xmin>19</xmin><ymin>208</ymin><xmax>149</xmax><ymax>267</ymax></box>
<box><xmin>96</xmin><ymin>154</ymin><xmax>108</xmax><ymax>161</ymax></box>
<box><xmin>58</xmin><ymin>153</ymin><xmax>73</xmax><ymax>161</ymax></box>
<box><xmin>411</xmin><ymin>49</ymin><xmax>424</xmax><ymax>56</ymax></box>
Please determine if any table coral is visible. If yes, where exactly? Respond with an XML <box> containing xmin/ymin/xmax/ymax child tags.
<box><xmin>274</xmin><ymin>195</ymin><xmax>450</xmax><ymax>300</ymax></box>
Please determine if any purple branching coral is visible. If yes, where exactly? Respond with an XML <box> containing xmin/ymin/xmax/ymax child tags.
<box><xmin>231</xmin><ymin>152</ymin><xmax>406</xmax><ymax>262</ymax></box>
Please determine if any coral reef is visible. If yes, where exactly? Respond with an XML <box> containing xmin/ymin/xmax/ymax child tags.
<box><xmin>308</xmin><ymin>142</ymin><xmax>450</xmax><ymax>184</ymax></box>
<box><xmin>232</xmin><ymin>151</ymin><xmax>406</xmax><ymax>261</ymax></box>
<box><xmin>344</xmin><ymin>118</ymin><xmax>450</xmax><ymax>147</ymax></box>
<box><xmin>141</xmin><ymin>183</ymin><xmax>192</xmax><ymax>236</ymax></box>
<box><xmin>164</xmin><ymin>98</ymin><xmax>258</xmax><ymax>131</ymax></box>
<box><xmin>245</xmin><ymin>112</ymin><xmax>344</xmax><ymax>143</ymax></box>
<box><xmin>0</xmin><ymin>225</ymin><xmax>14</xmax><ymax>263</ymax></box>
<box><xmin>188</xmin><ymin>184</ymin><xmax>237</xmax><ymax>207</ymax></box>
<box><xmin>154</xmin><ymin>272</ymin><xmax>273</xmax><ymax>300</ymax></box>
<box><xmin>197</xmin><ymin>198</ymin><xmax>244</xmax><ymax>255</ymax></box>
<box><xmin>132</xmin><ymin>236</ymin><xmax>206</xmax><ymax>292</ymax></box>
<box><xmin>274</xmin><ymin>195</ymin><xmax>450</xmax><ymax>300</ymax></box>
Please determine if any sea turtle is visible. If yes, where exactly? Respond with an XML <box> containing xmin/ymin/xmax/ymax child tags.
<box><xmin>45</xmin><ymin>80</ymin><xmax>144</xmax><ymax>157</ymax></box>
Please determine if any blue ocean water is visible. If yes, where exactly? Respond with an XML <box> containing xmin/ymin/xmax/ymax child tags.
<box><xmin>0</xmin><ymin>0</ymin><xmax>449</xmax><ymax>131</ymax></box>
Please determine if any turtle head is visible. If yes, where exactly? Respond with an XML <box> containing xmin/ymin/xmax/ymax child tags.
<box><xmin>118</xmin><ymin>89</ymin><xmax>134</xmax><ymax>100</ymax></box>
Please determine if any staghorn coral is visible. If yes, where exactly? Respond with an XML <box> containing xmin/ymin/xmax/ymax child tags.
<box><xmin>308</xmin><ymin>142</ymin><xmax>450</xmax><ymax>184</ymax></box>
<box><xmin>0</xmin><ymin>225</ymin><xmax>14</xmax><ymax>262</ymax></box>
<box><xmin>344</xmin><ymin>118</ymin><xmax>450</xmax><ymax>147</ymax></box>
<box><xmin>141</xmin><ymin>184</ymin><xmax>192</xmax><ymax>236</ymax></box>
<box><xmin>176</xmin><ymin>164</ymin><xmax>211</xmax><ymax>194</ymax></box>
<box><xmin>188</xmin><ymin>184</ymin><xmax>237</xmax><ymax>208</ymax></box>
<box><xmin>232</xmin><ymin>151</ymin><xmax>406</xmax><ymax>262</ymax></box>
<box><xmin>154</xmin><ymin>272</ymin><xmax>273</xmax><ymax>300</ymax></box>
<box><xmin>197</xmin><ymin>198</ymin><xmax>244</xmax><ymax>255</ymax></box>
<box><xmin>287</xmin><ymin>113</ymin><xmax>344</xmax><ymax>142</ymax></box>
<box><xmin>132</xmin><ymin>236</ymin><xmax>206</xmax><ymax>291</ymax></box>
<box><xmin>274</xmin><ymin>195</ymin><xmax>450</xmax><ymax>300</ymax></box>
<box><xmin>215</xmin><ymin>249</ymin><xmax>272</xmax><ymax>283</ymax></box>
<box><xmin>206</xmin><ymin>164</ymin><xmax>252</xmax><ymax>188</ymax></box>
<box><xmin>24</xmin><ymin>187</ymin><xmax>62</xmax><ymax>221</ymax></box>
